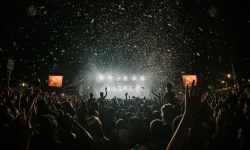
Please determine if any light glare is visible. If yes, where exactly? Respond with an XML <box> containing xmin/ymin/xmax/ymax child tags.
<box><xmin>124</xmin><ymin>76</ymin><xmax>128</xmax><ymax>80</ymax></box>
<box><xmin>140</xmin><ymin>76</ymin><xmax>145</xmax><ymax>80</ymax></box>
<box><xmin>99</xmin><ymin>75</ymin><xmax>104</xmax><ymax>80</ymax></box>
<box><xmin>108</xmin><ymin>75</ymin><xmax>113</xmax><ymax>80</ymax></box>
<box><xmin>132</xmin><ymin>76</ymin><xmax>137</xmax><ymax>80</ymax></box>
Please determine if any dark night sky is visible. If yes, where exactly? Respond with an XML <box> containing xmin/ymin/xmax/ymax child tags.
<box><xmin>0</xmin><ymin>0</ymin><xmax>250</xmax><ymax>90</ymax></box>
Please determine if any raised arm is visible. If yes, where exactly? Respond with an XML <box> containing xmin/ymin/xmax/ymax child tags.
<box><xmin>73</xmin><ymin>119</ymin><xmax>94</xmax><ymax>142</ymax></box>
<box><xmin>104</xmin><ymin>87</ymin><xmax>108</xmax><ymax>98</ymax></box>
<box><xmin>20</xmin><ymin>93</ymin><xmax>38</xmax><ymax>150</ymax></box>
<box><xmin>152</xmin><ymin>91</ymin><xmax>159</xmax><ymax>98</ymax></box>
<box><xmin>152</xmin><ymin>91</ymin><xmax>162</xmax><ymax>101</ymax></box>
<box><xmin>166</xmin><ymin>81</ymin><xmax>207</xmax><ymax>150</ymax></box>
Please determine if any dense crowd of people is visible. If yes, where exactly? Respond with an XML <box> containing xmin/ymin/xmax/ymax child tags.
<box><xmin>0</xmin><ymin>81</ymin><xmax>250</xmax><ymax>150</ymax></box>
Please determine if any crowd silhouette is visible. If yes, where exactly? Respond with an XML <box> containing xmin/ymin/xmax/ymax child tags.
<box><xmin>0</xmin><ymin>81</ymin><xmax>250</xmax><ymax>150</ymax></box>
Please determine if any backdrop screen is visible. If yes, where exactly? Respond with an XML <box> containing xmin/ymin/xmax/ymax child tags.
<box><xmin>48</xmin><ymin>76</ymin><xmax>63</xmax><ymax>87</ymax></box>
<box><xmin>182</xmin><ymin>75</ymin><xmax>197</xmax><ymax>86</ymax></box>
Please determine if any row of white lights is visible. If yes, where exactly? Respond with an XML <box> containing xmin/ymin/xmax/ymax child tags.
<box><xmin>97</xmin><ymin>75</ymin><xmax>145</xmax><ymax>81</ymax></box>
<box><xmin>106</xmin><ymin>85</ymin><xmax>143</xmax><ymax>91</ymax></box>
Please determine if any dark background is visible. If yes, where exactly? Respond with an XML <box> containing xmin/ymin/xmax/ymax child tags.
<box><xmin>0</xmin><ymin>0</ymin><xmax>249</xmax><ymax>91</ymax></box>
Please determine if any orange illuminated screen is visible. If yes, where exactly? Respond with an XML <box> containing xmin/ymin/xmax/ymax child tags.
<box><xmin>182</xmin><ymin>75</ymin><xmax>197</xmax><ymax>86</ymax></box>
<box><xmin>48</xmin><ymin>76</ymin><xmax>63</xmax><ymax>87</ymax></box>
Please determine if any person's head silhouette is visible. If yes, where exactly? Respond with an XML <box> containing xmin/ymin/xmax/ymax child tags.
<box><xmin>166</xmin><ymin>83</ymin><xmax>173</xmax><ymax>92</ymax></box>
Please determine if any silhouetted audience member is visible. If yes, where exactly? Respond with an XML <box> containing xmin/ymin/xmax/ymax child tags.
<box><xmin>127</xmin><ymin>117</ymin><xmax>150</xmax><ymax>148</ymax></box>
<box><xmin>98</xmin><ymin>88</ymin><xmax>107</xmax><ymax>107</ymax></box>
<box><xmin>87</xmin><ymin>116</ymin><xmax>110</xmax><ymax>150</ymax></box>
<box><xmin>163</xmin><ymin>83</ymin><xmax>177</xmax><ymax>105</ymax></box>
<box><xmin>140</xmin><ymin>119</ymin><xmax>168</xmax><ymax>150</ymax></box>
<box><xmin>89</xmin><ymin>101</ymin><xmax>99</xmax><ymax>117</ymax></box>
<box><xmin>87</xmin><ymin>93</ymin><xmax>96</xmax><ymax>108</ymax></box>
<box><xmin>161</xmin><ymin>103</ymin><xmax>176</xmax><ymax>141</ymax></box>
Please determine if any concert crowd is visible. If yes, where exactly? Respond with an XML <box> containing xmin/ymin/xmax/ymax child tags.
<box><xmin>0</xmin><ymin>81</ymin><xmax>250</xmax><ymax>150</ymax></box>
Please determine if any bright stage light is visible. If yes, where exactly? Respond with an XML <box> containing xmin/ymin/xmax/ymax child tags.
<box><xmin>108</xmin><ymin>75</ymin><xmax>113</xmax><ymax>80</ymax></box>
<box><xmin>99</xmin><ymin>75</ymin><xmax>104</xmax><ymax>80</ymax></box>
<box><xmin>91</xmin><ymin>72</ymin><xmax>150</xmax><ymax>98</ymax></box>
<box><xmin>124</xmin><ymin>76</ymin><xmax>128</xmax><ymax>81</ymax></box>
<box><xmin>140</xmin><ymin>76</ymin><xmax>145</xmax><ymax>81</ymax></box>
<box><xmin>132</xmin><ymin>76</ymin><xmax>137</xmax><ymax>80</ymax></box>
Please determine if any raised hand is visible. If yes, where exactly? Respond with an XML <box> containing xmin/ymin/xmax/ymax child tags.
<box><xmin>19</xmin><ymin>101</ymin><xmax>38</xmax><ymax>150</ymax></box>
<box><xmin>216</xmin><ymin>109</ymin><xmax>229</xmax><ymax>131</ymax></box>
<box><xmin>17</xmin><ymin>89</ymin><xmax>23</xmax><ymax>99</ymax></box>
<box><xmin>15</xmin><ymin>89</ymin><xmax>23</xmax><ymax>112</ymax></box>
<box><xmin>167</xmin><ymin>80</ymin><xmax>208</xmax><ymax>150</ymax></box>
<box><xmin>245</xmin><ymin>87</ymin><xmax>250</xmax><ymax>99</ymax></box>
<box><xmin>184</xmin><ymin>80</ymin><xmax>208</xmax><ymax>117</ymax></box>
<box><xmin>216</xmin><ymin>110</ymin><xmax>224</xmax><ymax>131</ymax></box>
<box><xmin>20</xmin><ymin>109</ymin><xmax>37</xmax><ymax>139</ymax></box>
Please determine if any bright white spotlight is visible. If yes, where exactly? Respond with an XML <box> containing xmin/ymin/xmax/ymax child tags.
<box><xmin>124</xmin><ymin>76</ymin><xmax>128</xmax><ymax>81</ymax></box>
<box><xmin>132</xmin><ymin>76</ymin><xmax>137</xmax><ymax>80</ymax></box>
<box><xmin>140</xmin><ymin>76</ymin><xmax>145</xmax><ymax>81</ymax></box>
<box><xmin>108</xmin><ymin>75</ymin><xmax>113</xmax><ymax>80</ymax></box>
<box><xmin>99</xmin><ymin>75</ymin><xmax>104</xmax><ymax>80</ymax></box>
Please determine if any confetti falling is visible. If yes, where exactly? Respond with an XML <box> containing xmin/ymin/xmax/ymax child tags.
<box><xmin>0</xmin><ymin>0</ymin><xmax>249</xmax><ymax>95</ymax></box>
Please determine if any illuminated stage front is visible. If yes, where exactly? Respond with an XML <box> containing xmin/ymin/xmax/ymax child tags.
<box><xmin>89</xmin><ymin>73</ymin><xmax>151</xmax><ymax>99</ymax></box>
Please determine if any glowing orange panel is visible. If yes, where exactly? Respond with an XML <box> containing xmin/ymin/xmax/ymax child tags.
<box><xmin>48</xmin><ymin>76</ymin><xmax>63</xmax><ymax>87</ymax></box>
<box><xmin>182</xmin><ymin>75</ymin><xmax>197</xmax><ymax>86</ymax></box>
